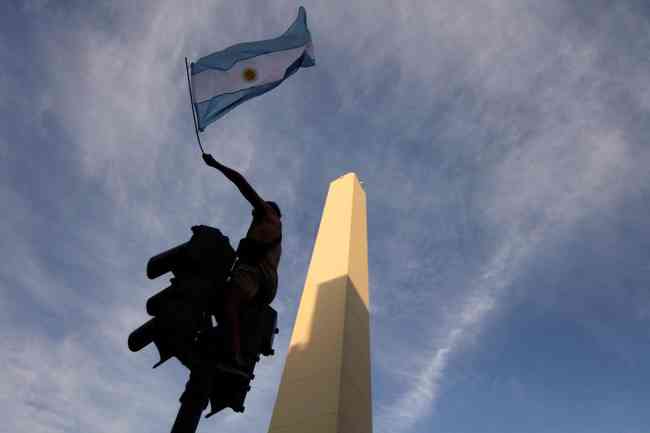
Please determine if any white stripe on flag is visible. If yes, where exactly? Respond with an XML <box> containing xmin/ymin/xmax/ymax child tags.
<box><xmin>305</xmin><ymin>40</ymin><xmax>314</xmax><ymax>60</ymax></box>
<box><xmin>192</xmin><ymin>45</ymin><xmax>307</xmax><ymax>103</ymax></box>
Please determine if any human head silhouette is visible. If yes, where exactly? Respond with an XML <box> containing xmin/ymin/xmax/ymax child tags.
<box><xmin>252</xmin><ymin>201</ymin><xmax>281</xmax><ymax>219</ymax></box>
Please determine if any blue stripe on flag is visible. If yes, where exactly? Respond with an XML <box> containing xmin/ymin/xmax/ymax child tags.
<box><xmin>194</xmin><ymin>52</ymin><xmax>309</xmax><ymax>131</ymax></box>
<box><xmin>192</xmin><ymin>7</ymin><xmax>312</xmax><ymax>74</ymax></box>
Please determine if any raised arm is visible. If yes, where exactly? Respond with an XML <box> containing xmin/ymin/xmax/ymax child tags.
<box><xmin>202</xmin><ymin>153</ymin><xmax>266</xmax><ymax>211</ymax></box>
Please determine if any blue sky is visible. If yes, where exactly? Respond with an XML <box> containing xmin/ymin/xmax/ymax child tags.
<box><xmin>1</xmin><ymin>1</ymin><xmax>649</xmax><ymax>433</ymax></box>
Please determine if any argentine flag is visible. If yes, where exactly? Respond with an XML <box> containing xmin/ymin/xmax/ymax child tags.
<box><xmin>190</xmin><ymin>7</ymin><xmax>315</xmax><ymax>131</ymax></box>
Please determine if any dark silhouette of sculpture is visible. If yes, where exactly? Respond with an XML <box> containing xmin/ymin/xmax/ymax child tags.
<box><xmin>128</xmin><ymin>225</ymin><xmax>279</xmax><ymax>433</ymax></box>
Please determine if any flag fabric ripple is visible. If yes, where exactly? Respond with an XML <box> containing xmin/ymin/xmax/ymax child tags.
<box><xmin>190</xmin><ymin>7</ymin><xmax>315</xmax><ymax>131</ymax></box>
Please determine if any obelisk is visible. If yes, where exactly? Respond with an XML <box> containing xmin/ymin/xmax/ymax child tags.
<box><xmin>267</xmin><ymin>173</ymin><xmax>372</xmax><ymax>433</ymax></box>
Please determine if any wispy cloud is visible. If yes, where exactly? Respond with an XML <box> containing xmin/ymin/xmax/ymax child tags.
<box><xmin>373</xmin><ymin>1</ymin><xmax>646</xmax><ymax>431</ymax></box>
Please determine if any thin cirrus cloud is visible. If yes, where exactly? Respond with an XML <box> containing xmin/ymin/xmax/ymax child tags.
<box><xmin>371</xmin><ymin>1</ymin><xmax>647</xmax><ymax>432</ymax></box>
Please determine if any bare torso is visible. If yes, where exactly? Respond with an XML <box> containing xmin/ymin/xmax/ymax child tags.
<box><xmin>245</xmin><ymin>211</ymin><xmax>282</xmax><ymax>270</ymax></box>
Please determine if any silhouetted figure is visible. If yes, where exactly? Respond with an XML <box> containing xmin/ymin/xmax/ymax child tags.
<box><xmin>128</xmin><ymin>155</ymin><xmax>282</xmax><ymax>433</ymax></box>
<box><xmin>202</xmin><ymin>153</ymin><xmax>282</xmax><ymax>375</ymax></box>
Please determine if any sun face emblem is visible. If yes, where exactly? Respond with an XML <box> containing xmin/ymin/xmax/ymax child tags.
<box><xmin>242</xmin><ymin>67</ymin><xmax>258</xmax><ymax>82</ymax></box>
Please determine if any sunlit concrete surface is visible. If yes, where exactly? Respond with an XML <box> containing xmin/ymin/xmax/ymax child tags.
<box><xmin>268</xmin><ymin>173</ymin><xmax>372</xmax><ymax>433</ymax></box>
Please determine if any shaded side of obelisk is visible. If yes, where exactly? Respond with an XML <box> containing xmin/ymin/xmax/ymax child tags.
<box><xmin>267</xmin><ymin>173</ymin><xmax>371</xmax><ymax>433</ymax></box>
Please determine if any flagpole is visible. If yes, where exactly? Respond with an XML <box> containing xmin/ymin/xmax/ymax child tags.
<box><xmin>185</xmin><ymin>57</ymin><xmax>205</xmax><ymax>154</ymax></box>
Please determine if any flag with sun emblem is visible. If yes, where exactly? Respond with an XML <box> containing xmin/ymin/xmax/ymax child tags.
<box><xmin>189</xmin><ymin>7</ymin><xmax>315</xmax><ymax>131</ymax></box>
